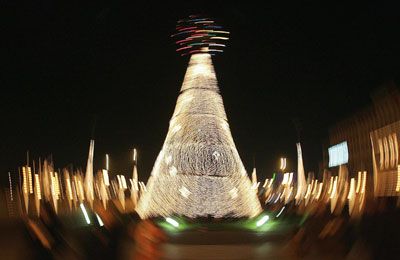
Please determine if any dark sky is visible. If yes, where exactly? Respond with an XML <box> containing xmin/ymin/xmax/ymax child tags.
<box><xmin>2</xmin><ymin>2</ymin><xmax>399</xmax><ymax>184</ymax></box>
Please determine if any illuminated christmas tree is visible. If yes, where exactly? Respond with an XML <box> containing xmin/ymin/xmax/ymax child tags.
<box><xmin>136</xmin><ymin>16</ymin><xmax>261</xmax><ymax>218</ymax></box>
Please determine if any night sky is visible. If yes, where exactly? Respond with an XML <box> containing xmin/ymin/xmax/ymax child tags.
<box><xmin>2</xmin><ymin>2</ymin><xmax>399</xmax><ymax>184</ymax></box>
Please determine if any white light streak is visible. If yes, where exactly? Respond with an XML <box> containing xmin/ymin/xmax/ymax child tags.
<box><xmin>133</xmin><ymin>148</ymin><xmax>138</xmax><ymax>162</ymax></box>
<box><xmin>280</xmin><ymin>158</ymin><xmax>287</xmax><ymax>171</ymax></box>
<box><xmin>80</xmin><ymin>203</ymin><xmax>91</xmax><ymax>224</ymax></box>
<box><xmin>121</xmin><ymin>175</ymin><xmax>127</xmax><ymax>189</ymax></box>
<box><xmin>295</xmin><ymin>143</ymin><xmax>307</xmax><ymax>203</ymax></box>
<box><xmin>256</xmin><ymin>215</ymin><xmax>269</xmax><ymax>227</ymax></box>
<box><xmin>96</xmin><ymin>214</ymin><xmax>104</xmax><ymax>226</ymax></box>
<box><xmin>276</xmin><ymin>206</ymin><xmax>285</xmax><ymax>218</ymax></box>
<box><xmin>165</xmin><ymin>217</ymin><xmax>179</xmax><ymax>227</ymax></box>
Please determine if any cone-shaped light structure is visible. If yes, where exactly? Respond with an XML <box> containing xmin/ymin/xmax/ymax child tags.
<box><xmin>137</xmin><ymin>53</ymin><xmax>261</xmax><ymax>218</ymax></box>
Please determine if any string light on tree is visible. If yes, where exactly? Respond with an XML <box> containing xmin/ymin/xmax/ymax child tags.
<box><xmin>137</xmin><ymin>16</ymin><xmax>261</xmax><ymax>218</ymax></box>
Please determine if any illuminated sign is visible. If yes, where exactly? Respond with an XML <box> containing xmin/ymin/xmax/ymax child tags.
<box><xmin>328</xmin><ymin>141</ymin><xmax>349</xmax><ymax>167</ymax></box>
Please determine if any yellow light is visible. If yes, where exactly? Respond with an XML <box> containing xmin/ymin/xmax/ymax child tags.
<box><xmin>136</xmin><ymin>53</ymin><xmax>261</xmax><ymax>219</ymax></box>
<box><xmin>282</xmin><ymin>173</ymin><xmax>288</xmax><ymax>185</ymax></box>
<box><xmin>280</xmin><ymin>157</ymin><xmax>287</xmax><ymax>171</ymax></box>
<box><xmin>22</xmin><ymin>167</ymin><xmax>28</xmax><ymax>194</ymax></box>
<box><xmin>330</xmin><ymin>176</ymin><xmax>338</xmax><ymax>199</ymax></box>
<box><xmin>315</xmin><ymin>183</ymin><xmax>323</xmax><ymax>200</ymax></box>
<box><xmin>121</xmin><ymin>175</ymin><xmax>127</xmax><ymax>189</ymax></box>
<box><xmin>304</xmin><ymin>180</ymin><xmax>314</xmax><ymax>199</ymax></box>
<box><xmin>102</xmin><ymin>169</ymin><xmax>110</xmax><ymax>186</ymax></box>
<box><xmin>327</xmin><ymin>176</ymin><xmax>334</xmax><ymax>195</ymax></box>
<box><xmin>28</xmin><ymin>167</ymin><xmax>33</xmax><ymax>194</ymax></box>
<box><xmin>34</xmin><ymin>174</ymin><xmax>41</xmax><ymax>200</ymax></box>
<box><xmin>117</xmin><ymin>175</ymin><xmax>122</xmax><ymax>189</ymax></box>
<box><xmin>361</xmin><ymin>171</ymin><xmax>366</xmax><ymax>194</ymax></box>
<box><xmin>396</xmin><ymin>165</ymin><xmax>400</xmax><ymax>192</ymax></box>
<box><xmin>66</xmin><ymin>177</ymin><xmax>73</xmax><ymax>200</ymax></box>
<box><xmin>311</xmin><ymin>180</ymin><xmax>319</xmax><ymax>196</ymax></box>
<box><xmin>348</xmin><ymin>178</ymin><xmax>355</xmax><ymax>199</ymax></box>
<box><xmin>133</xmin><ymin>148</ymin><xmax>138</xmax><ymax>162</ymax></box>
<box><xmin>356</xmin><ymin>171</ymin><xmax>362</xmax><ymax>193</ymax></box>
<box><xmin>262</xmin><ymin>178</ymin><xmax>269</xmax><ymax>188</ymax></box>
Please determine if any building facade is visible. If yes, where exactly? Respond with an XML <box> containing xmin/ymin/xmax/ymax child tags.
<box><xmin>325</xmin><ymin>81</ymin><xmax>400</xmax><ymax>197</ymax></box>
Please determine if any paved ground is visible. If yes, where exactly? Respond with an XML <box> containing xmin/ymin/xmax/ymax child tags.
<box><xmin>2</xmin><ymin>211</ymin><xmax>400</xmax><ymax>259</ymax></box>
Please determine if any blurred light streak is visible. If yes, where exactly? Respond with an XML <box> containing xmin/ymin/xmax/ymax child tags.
<box><xmin>102</xmin><ymin>169</ymin><xmax>110</xmax><ymax>186</ymax></box>
<box><xmin>348</xmin><ymin>178</ymin><xmax>355</xmax><ymax>200</ymax></box>
<box><xmin>133</xmin><ymin>148</ymin><xmax>138</xmax><ymax>162</ymax></box>
<box><xmin>276</xmin><ymin>207</ymin><xmax>285</xmax><ymax>218</ymax></box>
<box><xmin>8</xmin><ymin>172</ymin><xmax>13</xmax><ymax>201</ymax></box>
<box><xmin>96</xmin><ymin>213</ymin><xmax>104</xmax><ymax>227</ymax></box>
<box><xmin>330</xmin><ymin>176</ymin><xmax>338</xmax><ymax>199</ymax></box>
<box><xmin>315</xmin><ymin>183</ymin><xmax>323</xmax><ymax>200</ymax></box>
<box><xmin>356</xmin><ymin>171</ymin><xmax>362</xmax><ymax>193</ymax></box>
<box><xmin>256</xmin><ymin>215</ymin><xmax>269</xmax><ymax>227</ymax></box>
<box><xmin>295</xmin><ymin>143</ymin><xmax>307</xmax><ymax>203</ymax></box>
<box><xmin>280</xmin><ymin>158</ymin><xmax>287</xmax><ymax>171</ymax></box>
<box><xmin>361</xmin><ymin>171</ymin><xmax>366</xmax><ymax>194</ymax></box>
<box><xmin>106</xmin><ymin>154</ymin><xmax>109</xmax><ymax>171</ymax></box>
<box><xmin>80</xmin><ymin>203</ymin><xmax>91</xmax><ymax>224</ymax></box>
<box><xmin>396</xmin><ymin>165</ymin><xmax>400</xmax><ymax>192</ymax></box>
<box><xmin>34</xmin><ymin>174</ymin><xmax>41</xmax><ymax>200</ymax></box>
<box><xmin>165</xmin><ymin>217</ymin><xmax>179</xmax><ymax>227</ymax></box>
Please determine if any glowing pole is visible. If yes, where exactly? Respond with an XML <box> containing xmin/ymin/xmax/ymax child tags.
<box><xmin>117</xmin><ymin>175</ymin><xmax>127</xmax><ymax>211</ymax></box>
<box><xmin>84</xmin><ymin>140</ymin><xmax>95</xmax><ymax>209</ymax></box>
<box><xmin>80</xmin><ymin>203</ymin><xmax>91</xmax><ymax>224</ymax></box>
<box><xmin>131</xmin><ymin>148</ymin><xmax>139</xmax><ymax>210</ymax></box>
<box><xmin>280</xmin><ymin>157</ymin><xmax>287</xmax><ymax>171</ymax></box>
<box><xmin>100</xmin><ymin>169</ymin><xmax>109</xmax><ymax>209</ymax></box>
<box><xmin>34</xmin><ymin>173</ymin><xmax>41</xmax><ymax>216</ymax></box>
<box><xmin>295</xmin><ymin>143</ymin><xmax>307</xmax><ymax>204</ymax></box>
<box><xmin>42</xmin><ymin>160</ymin><xmax>51</xmax><ymax>203</ymax></box>
<box><xmin>21</xmin><ymin>166</ymin><xmax>30</xmax><ymax>213</ymax></box>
